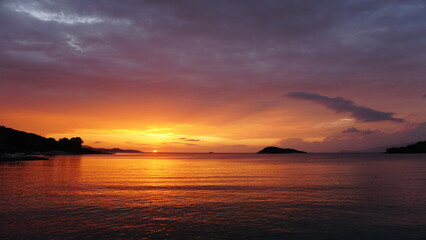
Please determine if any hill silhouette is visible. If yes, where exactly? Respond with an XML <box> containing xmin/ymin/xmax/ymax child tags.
<box><xmin>257</xmin><ymin>146</ymin><xmax>307</xmax><ymax>154</ymax></box>
<box><xmin>385</xmin><ymin>141</ymin><xmax>426</xmax><ymax>153</ymax></box>
<box><xmin>362</xmin><ymin>142</ymin><xmax>416</xmax><ymax>153</ymax></box>
<box><xmin>83</xmin><ymin>146</ymin><xmax>143</xmax><ymax>153</ymax></box>
<box><xmin>0</xmin><ymin>126</ymin><xmax>102</xmax><ymax>155</ymax></box>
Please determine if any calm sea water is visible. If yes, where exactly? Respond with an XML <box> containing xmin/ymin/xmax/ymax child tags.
<box><xmin>1</xmin><ymin>153</ymin><xmax>425</xmax><ymax>239</ymax></box>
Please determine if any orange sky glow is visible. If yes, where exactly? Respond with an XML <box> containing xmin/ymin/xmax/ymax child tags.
<box><xmin>1</xmin><ymin>1</ymin><xmax>426</xmax><ymax>152</ymax></box>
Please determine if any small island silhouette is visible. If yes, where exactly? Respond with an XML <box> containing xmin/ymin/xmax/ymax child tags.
<box><xmin>257</xmin><ymin>146</ymin><xmax>307</xmax><ymax>154</ymax></box>
<box><xmin>385</xmin><ymin>141</ymin><xmax>426</xmax><ymax>153</ymax></box>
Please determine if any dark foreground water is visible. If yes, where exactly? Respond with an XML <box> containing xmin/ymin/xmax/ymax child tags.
<box><xmin>1</xmin><ymin>153</ymin><xmax>425</xmax><ymax>239</ymax></box>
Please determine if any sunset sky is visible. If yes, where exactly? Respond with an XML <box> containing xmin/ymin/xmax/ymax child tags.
<box><xmin>1</xmin><ymin>0</ymin><xmax>425</xmax><ymax>152</ymax></box>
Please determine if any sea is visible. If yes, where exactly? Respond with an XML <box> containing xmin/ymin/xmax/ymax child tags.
<box><xmin>0</xmin><ymin>153</ymin><xmax>425</xmax><ymax>239</ymax></box>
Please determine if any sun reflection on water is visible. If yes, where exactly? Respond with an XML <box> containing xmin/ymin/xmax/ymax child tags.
<box><xmin>1</xmin><ymin>153</ymin><xmax>426</xmax><ymax>239</ymax></box>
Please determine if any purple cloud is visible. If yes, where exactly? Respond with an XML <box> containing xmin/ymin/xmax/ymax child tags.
<box><xmin>342</xmin><ymin>127</ymin><xmax>377</xmax><ymax>135</ymax></box>
<box><xmin>286</xmin><ymin>92</ymin><xmax>404</xmax><ymax>122</ymax></box>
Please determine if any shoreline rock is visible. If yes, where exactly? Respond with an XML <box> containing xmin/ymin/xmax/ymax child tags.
<box><xmin>0</xmin><ymin>154</ymin><xmax>49</xmax><ymax>161</ymax></box>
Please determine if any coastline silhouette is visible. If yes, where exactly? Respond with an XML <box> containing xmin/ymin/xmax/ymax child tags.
<box><xmin>0</xmin><ymin>126</ymin><xmax>104</xmax><ymax>161</ymax></box>
<box><xmin>385</xmin><ymin>141</ymin><xmax>426</xmax><ymax>153</ymax></box>
<box><xmin>83</xmin><ymin>146</ymin><xmax>143</xmax><ymax>153</ymax></box>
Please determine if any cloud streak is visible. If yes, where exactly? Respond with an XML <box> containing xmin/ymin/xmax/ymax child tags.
<box><xmin>286</xmin><ymin>92</ymin><xmax>404</xmax><ymax>122</ymax></box>
<box><xmin>178</xmin><ymin>137</ymin><xmax>201</xmax><ymax>142</ymax></box>
<box><xmin>342</xmin><ymin>127</ymin><xmax>378</xmax><ymax>135</ymax></box>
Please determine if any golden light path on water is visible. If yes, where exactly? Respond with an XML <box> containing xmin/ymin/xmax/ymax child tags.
<box><xmin>1</xmin><ymin>153</ymin><xmax>425</xmax><ymax>239</ymax></box>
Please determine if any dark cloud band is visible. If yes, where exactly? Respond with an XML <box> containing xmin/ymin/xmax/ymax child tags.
<box><xmin>286</xmin><ymin>92</ymin><xmax>404</xmax><ymax>122</ymax></box>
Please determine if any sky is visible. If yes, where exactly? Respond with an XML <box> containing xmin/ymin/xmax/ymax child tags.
<box><xmin>1</xmin><ymin>0</ymin><xmax>426</xmax><ymax>152</ymax></box>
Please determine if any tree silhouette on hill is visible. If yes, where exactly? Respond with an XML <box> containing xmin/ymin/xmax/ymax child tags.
<box><xmin>0</xmin><ymin>126</ymin><xmax>101</xmax><ymax>154</ymax></box>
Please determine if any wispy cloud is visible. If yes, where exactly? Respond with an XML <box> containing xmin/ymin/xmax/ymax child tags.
<box><xmin>8</xmin><ymin>3</ymin><xmax>104</xmax><ymax>24</ymax></box>
<box><xmin>286</xmin><ymin>92</ymin><xmax>404</xmax><ymax>122</ymax></box>
<box><xmin>178</xmin><ymin>137</ymin><xmax>201</xmax><ymax>142</ymax></box>
<box><xmin>164</xmin><ymin>142</ymin><xmax>199</xmax><ymax>146</ymax></box>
